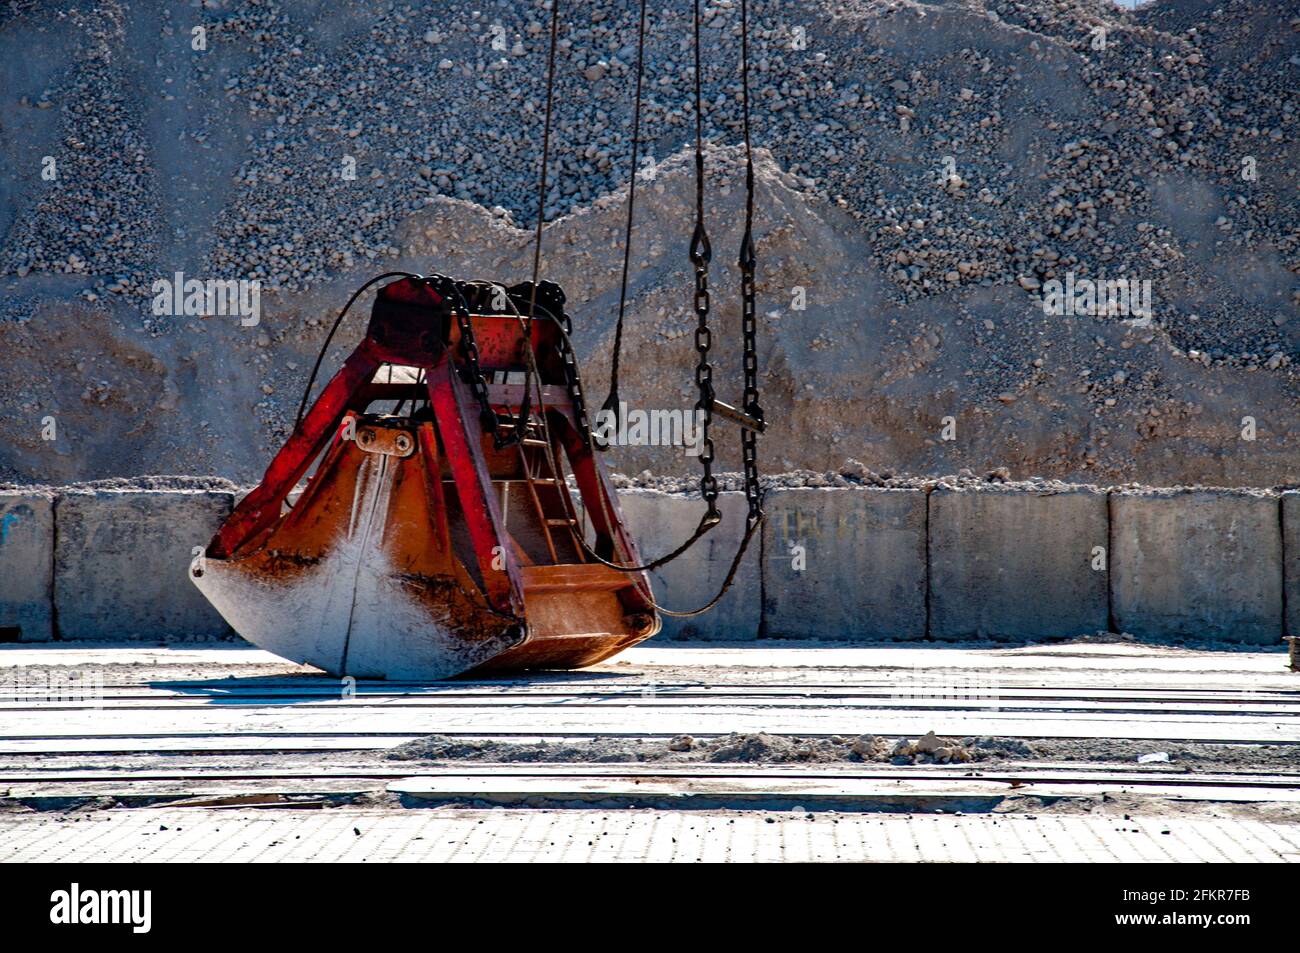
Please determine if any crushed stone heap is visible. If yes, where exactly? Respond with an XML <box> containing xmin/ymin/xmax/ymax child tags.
<box><xmin>0</xmin><ymin>0</ymin><xmax>1295</xmax><ymax>487</ymax></box>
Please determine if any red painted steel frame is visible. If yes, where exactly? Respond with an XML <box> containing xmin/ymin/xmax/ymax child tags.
<box><xmin>425</xmin><ymin>358</ymin><xmax>524</xmax><ymax>615</ymax></box>
<box><xmin>206</xmin><ymin>275</ymin><xmax>654</xmax><ymax>625</ymax></box>
<box><xmin>210</xmin><ymin>344</ymin><xmax>382</xmax><ymax>559</ymax></box>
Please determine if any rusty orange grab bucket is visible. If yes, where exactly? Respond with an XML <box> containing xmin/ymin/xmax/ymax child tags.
<box><xmin>192</xmin><ymin>275</ymin><xmax>659</xmax><ymax>680</ymax></box>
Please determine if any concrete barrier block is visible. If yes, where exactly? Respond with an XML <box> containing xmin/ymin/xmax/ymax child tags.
<box><xmin>1111</xmin><ymin>489</ymin><xmax>1282</xmax><ymax>644</ymax></box>
<box><xmin>1278</xmin><ymin>491</ymin><xmax>1300</xmax><ymax>640</ymax></box>
<box><xmin>55</xmin><ymin>490</ymin><xmax>235</xmax><ymax>640</ymax></box>
<box><xmin>619</xmin><ymin>490</ymin><xmax>760</xmax><ymax>640</ymax></box>
<box><xmin>763</xmin><ymin>487</ymin><xmax>926</xmax><ymax>640</ymax></box>
<box><xmin>0</xmin><ymin>493</ymin><xmax>55</xmax><ymax>641</ymax></box>
<box><xmin>929</xmin><ymin>485</ymin><xmax>1109</xmax><ymax>641</ymax></box>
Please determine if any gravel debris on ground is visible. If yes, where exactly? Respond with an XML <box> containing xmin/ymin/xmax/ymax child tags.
<box><xmin>386</xmin><ymin>730</ymin><xmax>1300</xmax><ymax>771</ymax></box>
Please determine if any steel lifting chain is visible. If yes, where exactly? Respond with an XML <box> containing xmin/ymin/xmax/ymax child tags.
<box><xmin>738</xmin><ymin>0</ymin><xmax>763</xmax><ymax>525</ymax></box>
<box><xmin>739</xmin><ymin>228</ymin><xmax>761</xmax><ymax>524</ymax></box>
<box><xmin>503</xmin><ymin>0</ymin><xmax>758</xmax><ymax>615</ymax></box>
<box><xmin>690</xmin><ymin>0</ymin><xmax>720</xmax><ymax>523</ymax></box>
<box><xmin>500</xmin><ymin>0</ymin><xmax>563</xmax><ymax>452</ymax></box>
<box><xmin>552</xmin><ymin>305</ymin><xmax>597</xmax><ymax>447</ymax></box>
<box><xmin>442</xmin><ymin>277</ymin><xmax>501</xmax><ymax>437</ymax></box>
<box><xmin>690</xmin><ymin>218</ymin><xmax>719</xmax><ymax>520</ymax></box>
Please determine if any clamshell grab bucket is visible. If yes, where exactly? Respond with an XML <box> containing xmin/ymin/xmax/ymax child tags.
<box><xmin>191</xmin><ymin>276</ymin><xmax>659</xmax><ymax>680</ymax></box>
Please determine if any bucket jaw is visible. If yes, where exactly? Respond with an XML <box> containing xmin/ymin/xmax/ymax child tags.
<box><xmin>193</xmin><ymin>421</ymin><xmax>523</xmax><ymax>680</ymax></box>
<box><xmin>193</xmin><ymin>276</ymin><xmax>659</xmax><ymax>680</ymax></box>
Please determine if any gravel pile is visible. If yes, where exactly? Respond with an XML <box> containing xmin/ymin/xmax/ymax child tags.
<box><xmin>0</xmin><ymin>475</ymin><xmax>241</xmax><ymax>494</ymax></box>
<box><xmin>4</xmin><ymin>4</ymin><xmax>161</xmax><ymax>288</ymax></box>
<box><xmin>3</xmin><ymin>0</ymin><xmax>1294</xmax><ymax>355</ymax></box>
<box><xmin>0</xmin><ymin>0</ymin><xmax>1294</xmax><ymax>486</ymax></box>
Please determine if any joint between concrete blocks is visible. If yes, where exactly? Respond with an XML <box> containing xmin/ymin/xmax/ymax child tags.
<box><xmin>0</xmin><ymin>484</ymin><xmax>1293</xmax><ymax>646</ymax></box>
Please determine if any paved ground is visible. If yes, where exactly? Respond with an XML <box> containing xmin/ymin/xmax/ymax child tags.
<box><xmin>4</xmin><ymin>805</ymin><xmax>1299</xmax><ymax>863</ymax></box>
<box><xmin>1</xmin><ymin>640</ymin><xmax>1297</xmax><ymax>862</ymax></box>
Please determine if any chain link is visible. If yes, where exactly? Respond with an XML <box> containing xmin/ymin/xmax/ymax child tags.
<box><xmin>443</xmin><ymin>279</ymin><xmax>500</xmax><ymax>435</ymax></box>
<box><xmin>553</xmin><ymin>305</ymin><xmax>596</xmax><ymax>446</ymax></box>
<box><xmin>690</xmin><ymin>220</ymin><xmax>719</xmax><ymax>517</ymax></box>
<box><xmin>739</xmin><ymin>226</ymin><xmax>762</xmax><ymax>522</ymax></box>
<box><xmin>738</xmin><ymin>0</ymin><xmax>763</xmax><ymax>525</ymax></box>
